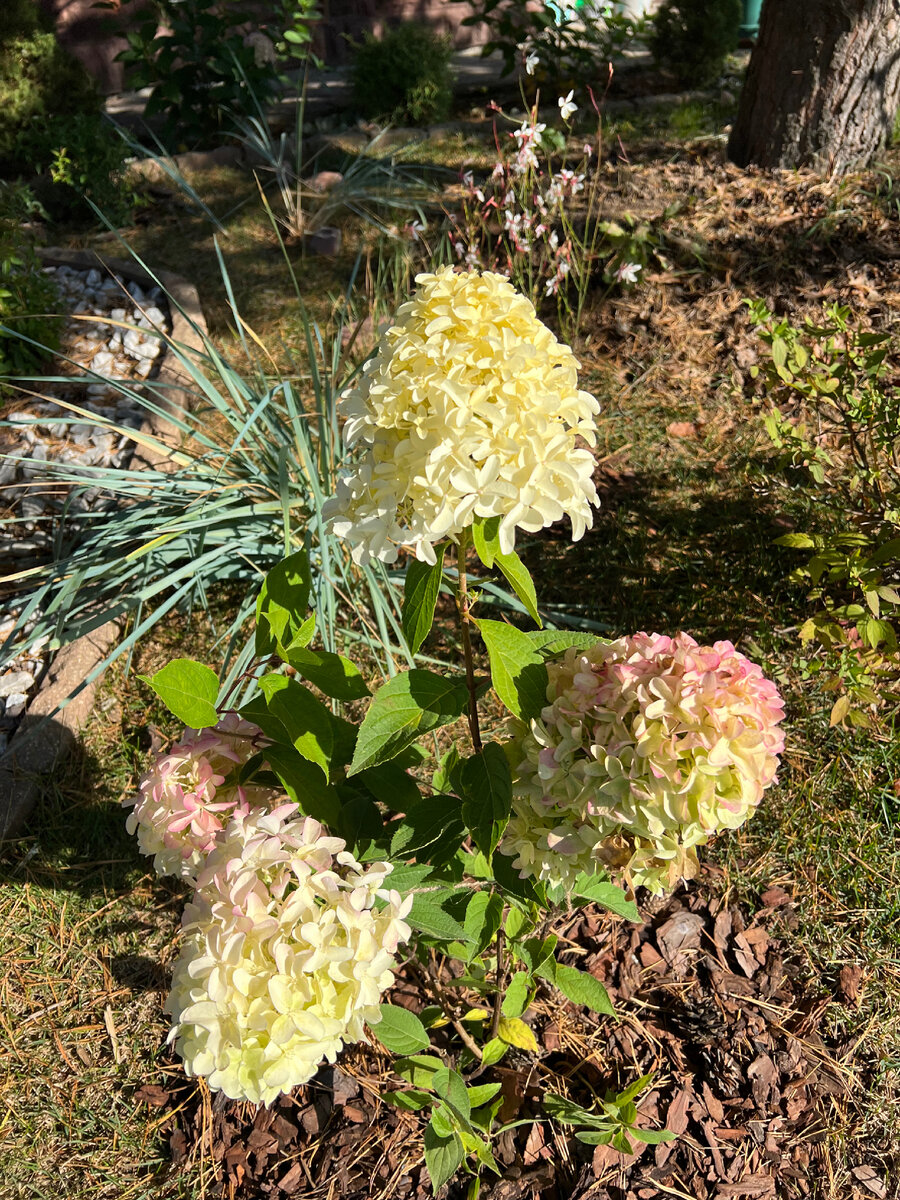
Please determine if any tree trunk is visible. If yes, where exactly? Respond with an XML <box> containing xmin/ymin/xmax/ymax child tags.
<box><xmin>728</xmin><ymin>0</ymin><xmax>900</xmax><ymax>174</ymax></box>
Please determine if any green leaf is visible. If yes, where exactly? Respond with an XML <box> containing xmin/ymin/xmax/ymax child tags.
<box><xmin>629</xmin><ymin>1127</ymin><xmax>677</xmax><ymax>1144</ymax></box>
<box><xmin>263</xmin><ymin>744</ymin><xmax>342</xmax><ymax>827</ymax></box>
<box><xmin>454</xmin><ymin>743</ymin><xmax>513</xmax><ymax>859</ymax></box>
<box><xmin>349</xmin><ymin>669</ymin><xmax>471</xmax><ymax>775</ymax></box>
<box><xmin>540</xmin><ymin>962</ymin><xmax>615</xmax><ymax>1016</ymax></box>
<box><xmin>471</xmin><ymin>515</ymin><xmax>501</xmax><ymax>568</ymax></box>
<box><xmin>140</xmin><ymin>658</ymin><xmax>218</xmax><ymax>728</ymax></box>
<box><xmin>614</xmin><ymin>1073</ymin><xmax>655</xmax><ymax>1105</ymax></box>
<box><xmin>575</xmin><ymin>1129</ymin><xmax>616</xmax><ymax>1145</ymax></box>
<box><xmin>463</xmin><ymin>891</ymin><xmax>504</xmax><ymax>957</ymax></box>
<box><xmin>501</xmin><ymin>971</ymin><xmax>531</xmax><ymax>1019</ymax></box>
<box><xmin>409</xmin><ymin>894</ymin><xmax>471</xmax><ymax>944</ymax></box>
<box><xmin>480</xmin><ymin>1037</ymin><xmax>508</xmax><ymax>1067</ymax></box>
<box><xmin>259</xmin><ymin>674</ymin><xmax>334</xmax><ymax>780</ymax></box>
<box><xmin>494</xmin><ymin>548</ymin><xmax>541</xmax><ymax>627</ymax></box>
<box><xmin>466</xmin><ymin>1083</ymin><xmax>502</xmax><ymax>1109</ymax></box>
<box><xmin>279</xmin><ymin>647</ymin><xmax>369</xmax><ymax>701</ymax></box>
<box><xmin>374</xmin><ymin>1005</ymin><xmax>431</xmax><ymax>1054</ymax></box>
<box><xmin>525</xmin><ymin>631</ymin><xmax>600</xmax><ymax>657</ymax></box>
<box><xmin>255</xmin><ymin>549</ymin><xmax>311</xmax><ymax>656</ymax></box>
<box><xmin>433</xmin><ymin>1067</ymin><xmax>471</xmax><ymax>1125</ymax></box>
<box><xmin>402</xmin><ymin>548</ymin><xmax>446</xmax><ymax>655</ymax></box>
<box><xmin>357</xmin><ymin>761</ymin><xmax>422</xmax><ymax>815</ymax></box>
<box><xmin>474</xmin><ymin>619</ymin><xmax>548</xmax><ymax>721</ymax></box>
<box><xmin>774</xmin><ymin>532</ymin><xmax>817</xmax><ymax>549</ymax></box>
<box><xmin>571</xmin><ymin>874</ymin><xmax>641</xmax><ymax>922</ymax></box>
<box><xmin>491</xmin><ymin>851</ymin><xmax>547</xmax><ymax>907</ymax></box>
<box><xmin>389</xmin><ymin>794</ymin><xmax>465</xmax><ymax>858</ymax></box>
<box><xmin>543</xmin><ymin>1093</ymin><xmax>607</xmax><ymax>1126</ymax></box>
<box><xmin>395</xmin><ymin>1054</ymin><xmax>444</xmax><ymax>1088</ymax></box>
<box><xmin>382</xmin><ymin>1088</ymin><xmax>433</xmax><ymax>1111</ymax></box>
<box><xmin>516</xmin><ymin>934</ymin><xmax>557</xmax><ymax>974</ymax></box>
<box><xmin>424</xmin><ymin>1120</ymin><xmax>464</xmax><ymax>1192</ymax></box>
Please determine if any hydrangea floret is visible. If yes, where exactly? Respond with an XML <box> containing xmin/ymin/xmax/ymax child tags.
<box><xmin>500</xmin><ymin>633</ymin><xmax>785</xmax><ymax>894</ymax></box>
<box><xmin>322</xmin><ymin>266</ymin><xmax>600</xmax><ymax>566</ymax></box>
<box><xmin>124</xmin><ymin>714</ymin><xmax>272</xmax><ymax>882</ymax></box>
<box><xmin>165</xmin><ymin>806</ymin><xmax>413</xmax><ymax>1105</ymax></box>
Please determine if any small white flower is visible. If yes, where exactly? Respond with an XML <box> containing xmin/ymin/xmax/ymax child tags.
<box><xmin>558</xmin><ymin>92</ymin><xmax>577</xmax><ymax>121</ymax></box>
<box><xmin>525</xmin><ymin>51</ymin><xmax>539</xmax><ymax>76</ymax></box>
<box><xmin>615</xmin><ymin>261</ymin><xmax>642</xmax><ymax>285</ymax></box>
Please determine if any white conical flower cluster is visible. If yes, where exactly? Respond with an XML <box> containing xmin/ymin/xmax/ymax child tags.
<box><xmin>323</xmin><ymin>266</ymin><xmax>600</xmax><ymax>566</ymax></box>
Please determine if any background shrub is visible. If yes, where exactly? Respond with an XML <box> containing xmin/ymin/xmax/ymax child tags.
<box><xmin>0</xmin><ymin>15</ymin><xmax>100</xmax><ymax>170</ymax></box>
<box><xmin>0</xmin><ymin>183</ymin><xmax>63</xmax><ymax>383</ymax></box>
<box><xmin>649</xmin><ymin>0</ymin><xmax>741</xmax><ymax>87</ymax></box>
<box><xmin>20</xmin><ymin>113</ymin><xmax>136</xmax><ymax>226</ymax></box>
<box><xmin>352</xmin><ymin>23</ymin><xmax>453</xmax><ymax>126</ymax></box>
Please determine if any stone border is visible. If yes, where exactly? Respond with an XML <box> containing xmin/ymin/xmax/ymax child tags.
<box><xmin>0</xmin><ymin>249</ymin><xmax>208</xmax><ymax>840</ymax></box>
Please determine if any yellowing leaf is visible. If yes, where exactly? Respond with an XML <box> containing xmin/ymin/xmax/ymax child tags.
<box><xmin>497</xmin><ymin>1016</ymin><xmax>538</xmax><ymax>1053</ymax></box>
<box><xmin>829</xmin><ymin>694</ymin><xmax>851</xmax><ymax>727</ymax></box>
<box><xmin>461</xmin><ymin>1008</ymin><xmax>490</xmax><ymax>1023</ymax></box>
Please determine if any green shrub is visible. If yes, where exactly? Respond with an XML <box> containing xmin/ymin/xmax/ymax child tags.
<box><xmin>20</xmin><ymin>112</ymin><xmax>136</xmax><ymax>225</ymax></box>
<box><xmin>0</xmin><ymin>184</ymin><xmax>63</xmax><ymax>383</ymax></box>
<box><xmin>0</xmin><ymin>28</ymin><xmax>100</xmax><ymax>169</ymax></box>
<box><xmin>117</xmin><ymin>0</ymin><xmax>317</xmax><ymax>148</ymax></box>
<box><xmin>649</xmin><ymin>0</ymin><xmax>740</xmax><ymax>87</ymax></box>
<box><xmin>748</xmin><ymin>299</ymin><xmax>900</xmax><ymax>724</ymax></box>
<box><xmin>352</xmin><ymin>23</ymin><xmax>453</xmax><ymax>126</ymax></box>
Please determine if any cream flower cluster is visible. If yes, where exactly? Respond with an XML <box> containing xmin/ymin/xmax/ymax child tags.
<box><xmin>501</xmin><ymin>633</ymin><xmax>785</xmax><ymax>894</ymax></box>
<box><xmin>165</xmin><ymin>807</ymin><xmax>412</xmax><ymax>1105</ymax></box>
<box><xmin>124</xmin><ymin>714</ymin><xmax>273</xmax><ymax>881</ymax></box>
<box><xmin>323</xmin><ymin>267</ymin><xmax>600</xmax><ymax>566</ymax></box>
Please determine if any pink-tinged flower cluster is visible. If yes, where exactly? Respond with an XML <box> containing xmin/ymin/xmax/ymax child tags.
<box><xmin>165</xmin><ymin>807</ymin><xmax>413</xmax><ymax>1105</ymax></box>
<box><xmin>500</xmin><ymin>634</ymin><xmax>785</xmax><ymax>894</ymax></box>
<box><xmin>124</xmin><ymin>714</ymin><xmax>274</xmax><ymax>882</ymax></box>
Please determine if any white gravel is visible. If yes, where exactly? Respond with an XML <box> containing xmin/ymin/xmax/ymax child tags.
<box><xmin>0</xmin><ymin>263</ymin><xmax>172</xmax><ymax>737</ymax></box>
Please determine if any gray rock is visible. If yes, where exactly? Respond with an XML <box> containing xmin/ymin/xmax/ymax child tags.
<box><xmin>4</xmin><ymin>694</ymin><xmax>27</xmax><ymax>718</ymax></box>
<box><xmin>0</xmin><ymin>671</ymin><xmax>34</xmax><ymax>699</ymax></box>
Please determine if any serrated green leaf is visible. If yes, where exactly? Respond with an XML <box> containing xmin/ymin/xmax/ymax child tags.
<box><xmin>279</xmin><ymin>647</ymin><xmax>369</xmax><ymax>701</ymax></box>
<box><xmin>259</xmin><ymin>674</ymin><xmax>334</xmax><ymax>780</ymax></box>
<box><xmin>466</xmin><ymin>1083</ymin><xmax>502</xmax><ymax>1108</ymax></box>
<box><xmin>543</xmin><ymin>1093</ymin><xmax>606</xmax><ymax>1125</ymax></box>
<box><xmin>262</xmin><ymin>744</ymin><xmax>342</xmax><ymax>827</ymax></box>
<box><xmin>542</xmin><ymin>962</ymin><xmax>615</xmax><ymax>1016</ymax></box>
<box><xmin>480</xmin><ymin>1037</ymin><xmax>508</xmax><ymax>1067</ymax></box>
<box><xmin>424</xmin><ymin>1120</ymin><xmax>464</xmax><ymax>1191</ymax></box>
<box><xmin>255</xmin><ymin>549</ymin><xmax>311</xmax><ymax>656</ymax></box>
<box><xmin>395</xmin><ymin>1054</ymin><xmax>444</xmax><ymax>1088</ymax></box>
<box><xmin>382</xmin><ymin>1088</ymin><xmax>433</xmax><ymax>1111</ymax></box>
<box><xmin>491</xmin><ymin>851</ymin><xmax>547</xmax><ymax>906</ymax></box>
<box><xmin>455</xmin><ymin>743</ymin><xmax>513</xmax><ymax>859</ymax></box>
<box><xmin>358</xmin><ymin>761</ymin><xmax>422</xmax><ymax>815</ymax></box>
<box><xmin>433</xmin><ymin>1067</ymin><xmax>471</xmax><ymax>1125</ymax></box>
<box><xmin>629</xmin><ymin>1126</ymin><xmax>677</xmax><ymax>1144</ymax></box>
<box><xmin>525</xmin><ymin>631</ymin><xmax>600</xmax><ymax>657</ymax></box>
<box><xmin>349</xmin><ymin>669</ymin><xmax>471</xmax><ymax>775</ymax></box>
<box><xmin>571</xmin><ymin>874</ymin><xmax>641</xmax><ymax>922</ymax></box>
<box><xmin>374</xmin><ymin>1004</ymin><xmax>430</xmax><ymax>1054</ymax></box>
<box><xmin>501</xmin><ymin>971</ymin><xmax>531</xmax><ymax>1018</ymax></box>
<box><xmin>474</xmin><ymin>619</ymin><xmax>548</xmax><ymax>720</ymax></box>
<box><xmin>389</xmin><ymin>794</ymin><xmax>465</xmax><ymax>858</ymax></box>
<box><xmin>462</xmin><ymin>891</ymin><xmax>504</xmax><ymax>957</ymax></box>
<box><xmin>402</xmin><ymin>548</ymin><xmax>446</xmax><ymax>656</ymax></box>
<box><xmin>516</xmin><ymin>934</ymin><xmax>557</xmax><ymax>974</ymax></box>
<box><xmin>140</xmin><ymin>658</ymin><xmax>218</xmax><ymax>728</ymax></box>
<box><xmin>409</xmin><ymin>894</ymin><xmax>471</xmax><ymax>944</ymax></box>
<box><xmin>494</xmin><ymin>548</ymin><xmax>541</xmax><ymax>627</ymax></box>
<box><xmin>472</xmin><ymin>515</ymin><xmax>501</xmax><ymax>569</ymax></box>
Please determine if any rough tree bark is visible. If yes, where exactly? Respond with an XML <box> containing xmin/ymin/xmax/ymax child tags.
<box><xmin>728</xmin><ymin>0</ymin><xmax>900</xmax><ymax>174</ymax></box>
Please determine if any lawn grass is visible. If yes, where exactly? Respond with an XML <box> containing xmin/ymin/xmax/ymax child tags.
<box><xmin>5</xmin><ymin>100</ymin><xmax>900</xmax><ymax>1197</ymax></box>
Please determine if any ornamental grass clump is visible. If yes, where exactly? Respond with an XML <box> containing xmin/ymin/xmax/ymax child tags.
<box><xmin>165</xmin><ymin>807</ymin><xmax>412</xmax><ymax>1105</ymax></box>
<box><xmin>323</xmin><ymin>266</ymin><xmax>600</xmax><ymax>567</ymax></box>
<box><xmin>501</xmin><ymin>633</ymin><xmax>786</xmax><ymax>894</ymax></box>
<box><xmin>125</xmin><ymin>714</ymin><xmax>273</xmax><ymax>881</ymax></box>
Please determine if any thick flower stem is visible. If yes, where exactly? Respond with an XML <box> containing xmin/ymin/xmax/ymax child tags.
<box><xmin>455</xmin><ymin>532</ymin><xmax>483</xmax><ymax>754</ymax></box>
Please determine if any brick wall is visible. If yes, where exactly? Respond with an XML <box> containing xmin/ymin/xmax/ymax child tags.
<box><xmin>37</xmin><ymin>0</ymin><xmax>487</xmax><ymax>94</ymax></box>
